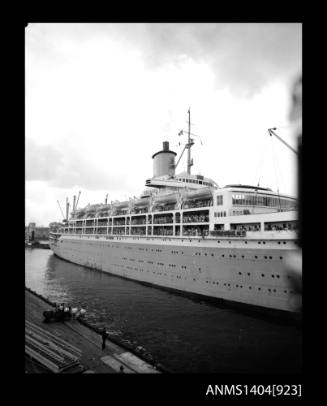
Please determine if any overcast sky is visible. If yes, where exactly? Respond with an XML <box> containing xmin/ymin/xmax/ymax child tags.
<box><xmin>25</xmin><ymin>23</ymin><xmax>302</xmax><ymax>226</ymax></box>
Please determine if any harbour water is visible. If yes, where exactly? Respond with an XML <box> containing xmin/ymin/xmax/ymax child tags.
<box><xmin>25</xmin><ymin>248</ymin><xmax>302</xmax><ymax>373</ymax></box>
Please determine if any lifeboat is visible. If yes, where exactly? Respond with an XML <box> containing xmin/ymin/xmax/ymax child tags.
<box><xmin>75</xmin><ymin>209</ymin><xmax>86</xmax><ymax>219</ymax></box>
<box><xmin>113</xmin><ymin>200</ymin><xmax>129</xmax><ymax>209</ymax></box>
<box><xmin>183</xmin><ymin>187</ymin><xmax>212</xmax><ymax>201</ymax></box>
<box><xmin>153</xmin><ymin>192</ymin><xmax>178</xmax><ymax>204</ymax></box>
<box><xmin>134</xmin><ymin>197</ymin><xmax>150</xmax><ymax>207</ymax></box>
<box><xmin>96</xmin><ymin>204</ymin><xmax>112</xmax><ymax>217</ymax></box>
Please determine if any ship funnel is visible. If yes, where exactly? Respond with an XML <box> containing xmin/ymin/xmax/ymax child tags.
<box><xmin>152</xmin><ymin>141</ymin><xmax>177</xmax><ymax>178</ymax></box>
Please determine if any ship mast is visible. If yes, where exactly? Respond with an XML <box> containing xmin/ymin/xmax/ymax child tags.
<box><xmin>186</xmin><ymin>108</ymin><xmax>194</xmax><ymax>174</ymax></box>
<box><xmin>176</xmin><ymin>108</ymin><xmax>197</xmax><ymax>173</ymax></box>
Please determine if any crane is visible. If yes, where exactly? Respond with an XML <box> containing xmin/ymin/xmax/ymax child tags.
<box><xmin>75</xmin><ymin>191</ymin><xmax>81</xmax><ymax>210</ymax></box>
<box><xmin>57</xmin><ymin>200</ymin><xmax>65</xmax><ymax>221</ymax></box>
<box><xmin>268</xmin><ymin>128</ymin><xmax>298</xmax><ymax>155</ymax></box>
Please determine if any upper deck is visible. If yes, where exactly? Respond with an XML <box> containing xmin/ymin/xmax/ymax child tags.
<box><xmin>53</xmin><ymin>140</ymin><xmax>297</xmax><ymax>239</ymax></box>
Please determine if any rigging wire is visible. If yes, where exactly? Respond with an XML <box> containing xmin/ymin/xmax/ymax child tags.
<box><xmin>270</xmin><ymin>135</ymin><xmax>283</xmax><ymax>211</ymax></box>
<box><xmin>252</xmin><ymin>132</ymin><xmax>268</xmax><ymax>187</ymax></box>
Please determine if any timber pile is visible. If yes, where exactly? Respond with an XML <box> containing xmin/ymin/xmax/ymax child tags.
<box><xmin>25</xmin><ymin>320</ymin><xmax>83</xmax><ymax>373</ymax></box>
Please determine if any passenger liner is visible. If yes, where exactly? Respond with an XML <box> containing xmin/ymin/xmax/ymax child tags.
<box><xmin>50</xmin><ymin>116</ymin><xmax>299</xmax><ymax>314</ymax></box>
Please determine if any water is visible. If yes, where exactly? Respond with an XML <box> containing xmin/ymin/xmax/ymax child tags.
<box><xmin>25</xmin><ymin>248</ymin><xmax>302</xmax><ymax>373</ymax></box>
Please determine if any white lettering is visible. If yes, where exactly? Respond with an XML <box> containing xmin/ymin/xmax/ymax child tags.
<box><xmin>215</xmin><ymin>385</ymin><xmax>225</xmax><ymax>395</ymax></box>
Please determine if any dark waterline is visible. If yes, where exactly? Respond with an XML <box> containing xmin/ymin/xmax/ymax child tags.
<box><xmin>25</xmin><ymin>248</ymin><xmax>302</xmax><ymax>373</ymax></box>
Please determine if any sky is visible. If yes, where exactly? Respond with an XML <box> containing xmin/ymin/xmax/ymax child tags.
<box><xmin>25</xmin><ymin>23</ymin><xmax>302</xmax><ymax>226</ymax></box>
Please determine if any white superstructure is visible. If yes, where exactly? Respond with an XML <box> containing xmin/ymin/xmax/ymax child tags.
<box><xmin>50</xmin><ymin>118</ymin><xmax>299</xmax><ymax>314</ymax></box>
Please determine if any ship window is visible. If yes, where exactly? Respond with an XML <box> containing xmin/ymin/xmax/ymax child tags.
<box><xmin>216</xmin><ymin>195</ymin><xmax>223</xmax><ymax>206</ymax></box>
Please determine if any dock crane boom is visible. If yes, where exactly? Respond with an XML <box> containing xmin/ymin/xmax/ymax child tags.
<box><xmin>57</xmin><ymin>200</ymin><xmax>65</xmax><ymax>220</ymax></box>
<box><xmin>268</xmin><ymin>128</ymin><xmax>298</xmax><ymax>155</ymax></box>
<box><xmin>75</xmin><ymin>191</ymin><xmax>81</xmax><ymax>210</ymax></box>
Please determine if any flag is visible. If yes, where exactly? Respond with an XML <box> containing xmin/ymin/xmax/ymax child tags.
<box><xmin>178</xmin><ymin>130</ymin><xmax>183</xmax><ymax>136</ymax></box>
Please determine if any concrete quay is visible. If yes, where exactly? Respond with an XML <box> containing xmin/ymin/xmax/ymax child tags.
<box><xmin>25</xmin><ymin>287</ymin><xmax>164</xmax><ymax>374</ymax></box>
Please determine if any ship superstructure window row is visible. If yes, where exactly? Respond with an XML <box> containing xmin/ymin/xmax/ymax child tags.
<box><xmin>214</xmin><ymin>211</ymin><xmax>226</xmax><ymax>217</ymax></box>
<box><xmin>232</xmin><ymin>193</ymin><xmax>296</xmax><ymax>209</ymax></box>
<box><xmin>176</xmin><ymin>178</ymin><xmax>213</xmax><ymax>187</ymax></box>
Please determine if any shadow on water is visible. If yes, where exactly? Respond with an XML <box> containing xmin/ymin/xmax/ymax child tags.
<box><xmin>25</xmin><ymin>249</ymin><xmax>302</xmax><ymax>374</ymax></box>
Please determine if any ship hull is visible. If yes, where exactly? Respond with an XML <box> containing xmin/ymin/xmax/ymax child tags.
<box><xmin>50</xmin><ymin>234</ymin><xmax>299</xmax><ymax>313</ymax></box>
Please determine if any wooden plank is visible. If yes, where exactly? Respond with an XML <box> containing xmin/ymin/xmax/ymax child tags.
<box><xmin>26</xmin><ymin>336</ymin><xmax>66</xmax><ymax>364</ymax></box>
<box><xmin>26</xmin><ymin>328</ymin><xmax>81</xmax><ymax>360</ymax></box>
<box><xmin>26</xmin><ymin>342</ymin><xmax>80</xmax><ymax>373</ymax></box>
<box><xmin>26</xmin><ymin>331</ymin><xmax>81</xmax><ymax>371</ymax></box>
<box><xmin>26</xmin><ymin>334</ymin><xmax>80</xmax><ymax>369</ymax></box>
<box><xmin>25</xmin><ymin>345</ymin><xmax>61</xmax><ymax>373</ymax></box>
<box><xmin>25</xmin><ymin>320</ymin><xmax>82</xmax><ymax>356</ymax></box>
<box><xmin>25</xmin><ymin>319</ymin><xmax>81</xmax><ymax>354</ymax></box>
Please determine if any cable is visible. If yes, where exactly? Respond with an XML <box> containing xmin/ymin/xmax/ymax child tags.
<box><xmin>252</xmin><ymin>133</ymin><xmax>268</xmax><ymax>187</ymax></box>
<box><xmin>270</xmin><ymin>136</ymin><xmax>283</xmax><ymax>210</ymax></box>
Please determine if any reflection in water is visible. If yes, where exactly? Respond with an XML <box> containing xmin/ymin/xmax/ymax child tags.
<box><xmin>25</xmin><ymin>249</ymin><xmax>302</xmax><ymax>373</ymax></box>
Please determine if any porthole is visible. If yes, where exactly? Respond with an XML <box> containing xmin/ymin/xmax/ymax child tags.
<box><xmin>264</xmin><ymin>256</ymin><xmax>267</xmax><ymax>259</ymax></box>
<box><xmin>269</xmin><ymin>256</ymin><xmax>272</xmax><ymax>259</ymax></box>
<box><xmin>238</xmin><ymin>272</ymin><xmax>242</xmax><ymax>275</ymax></box>
<box><xmin>280</xmin><ymin>256</ymin><xmax>283</xmax><ymax>260</ymax></box>
<box><xmin>272</xmin><ymin>275</ymin><xmax>275</xmax><ymax>278</ymax></box>
<box><xmin>247</xmin><ymin>272</ymin><xmax>250</xmax><ymax>276</ymax></box>
<box><xmin>255</xmin><ymin>255</ymin><xmax>258</xmax><ymax>259</ymax></box>
<box><xmin>261</xmin><ymin>274</ymin><xmax>265</xmax><ymax>277</ymax></box>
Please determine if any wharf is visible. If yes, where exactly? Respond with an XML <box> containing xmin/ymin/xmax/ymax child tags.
<box><xmin>25</xmin><ymin>241</ymin><xmax>50</xmax><ymax>249</ymax></box>
<box><xmin>25</xmin><ymin>288</ymin><xmax>162</xmax><ymax>374</ymax></box>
